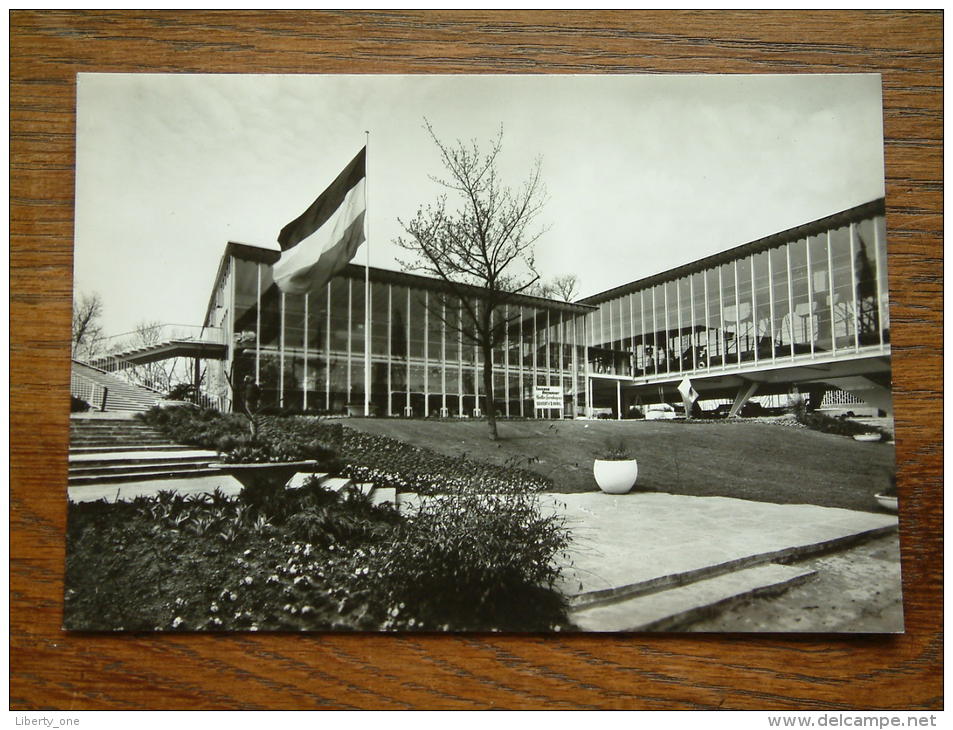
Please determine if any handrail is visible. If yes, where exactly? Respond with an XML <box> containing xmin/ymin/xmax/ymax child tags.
<box><xmin>70</xmin><ymin>370</ymin><xmax>108</xmax><ymax>411</ymax></box>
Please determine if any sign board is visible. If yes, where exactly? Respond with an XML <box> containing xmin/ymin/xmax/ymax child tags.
<box><xmin>534</xmin><ymin>385</ymin><xmax>563</xmax><ymax>410</ymax></box>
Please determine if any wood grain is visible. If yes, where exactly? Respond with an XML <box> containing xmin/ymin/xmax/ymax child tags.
<box><xmin>11</xmin><ymin>10</ymin><xmax>942</xmax><ymax>710</ymax></box>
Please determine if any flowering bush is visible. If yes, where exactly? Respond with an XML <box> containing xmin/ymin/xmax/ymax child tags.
<box><xmin>366</xmin><ymin>486</ymin><xmax>574</xmax><ymax>631</ymax></box>
<box><xmin>140</xmin><ymin>407</ymin><xmax>338</xmax><ymax>464</ymax></box>
<box><xmin>140</xmin><ymin>407</ymin><xmax>552</xmax><ymax>494</ymax></box>
<box><xmin>65</xmin><ymin>477</ymin><xmax>574</xmax><ymax>632</ymax></box>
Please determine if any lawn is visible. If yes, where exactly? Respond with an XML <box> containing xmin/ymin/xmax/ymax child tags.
<box><xmin>342</xmin><ymin>418</ymin><xmax>896</xmax><ymax>513</ymax></box>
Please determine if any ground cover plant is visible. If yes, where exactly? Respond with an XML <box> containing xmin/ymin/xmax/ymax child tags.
<box><xmin>66</xmin><ymin>477</ymin><xmax>573</xmax><ymax>632</ymax></box>
<box><xmin>342</xmin><ymin>418</ymin><xmax>896</xmax><ymax>512</ymax></box>
<box><xmin>139</xmin><ymin>406</ymin><xmax>552</xmax><ymax>495</ymax></box>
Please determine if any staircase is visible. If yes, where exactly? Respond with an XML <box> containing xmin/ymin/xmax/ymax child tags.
<box><xmin>569</xmin><ymin>562</ymin><xmax>818</xmax><ymax>632</ymax></box>
<box><xmin>68</xmin><ymin>418</ymin><xmax>406</xmax><ymax>509</ymax></box>
<box><xmin>68</xmin><ymin>418</ymin><xmax>221</xmax><ymax>486</ymax></box>
<box><xmin>71</xmin><ymin>360</ymin><xmax>162</xmax><ymax>413</ymax></box>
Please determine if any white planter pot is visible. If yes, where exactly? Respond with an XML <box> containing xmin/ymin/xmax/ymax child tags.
<box><xmin>874</xmin><ymin>494</ymin><xmax>898</xmax><ymax>513</ymax></box>
<box><xmin>593</xmin><ymin>459</ymin><xmax>639</xmax><ymax>494</ymax></box>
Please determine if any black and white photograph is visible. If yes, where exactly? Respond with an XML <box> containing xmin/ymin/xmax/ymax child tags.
<box><xmin>66</xmin><ymin>73</ymin><xmax>901</xmax><ymax>634</ymax></box>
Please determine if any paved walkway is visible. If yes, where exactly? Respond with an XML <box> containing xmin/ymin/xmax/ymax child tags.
<box><xmin>539</xmin><ymin>492</ymin><xmax>899</xmax><ymax>603</ymax></box>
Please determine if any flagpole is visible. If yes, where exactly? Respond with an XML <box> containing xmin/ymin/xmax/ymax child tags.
<box><xmin>364</xmin><ymin>130</ymin><xmax>371</xmax><ymax>417</ymax></box>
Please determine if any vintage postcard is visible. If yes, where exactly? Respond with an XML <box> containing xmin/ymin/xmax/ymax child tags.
<box><xmin>67</xmin><ymin>73</ymin><xmax>900</xmax><ymax>633</ymax></box>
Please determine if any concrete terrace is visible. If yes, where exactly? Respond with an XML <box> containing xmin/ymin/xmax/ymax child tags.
<box><xmin>541</xmin><ymin>492</ymin><xmax>899</xmax><ymax>632</ymax></box>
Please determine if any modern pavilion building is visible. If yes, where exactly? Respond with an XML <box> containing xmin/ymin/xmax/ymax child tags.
<box><xmin>83</xmin><ymin>198</ymin><xmax>892</xmax><ymax>419</ymax></box>
<box><xmin>201</xmin><ymin>244</ymin><xmax>594</xmax><ymax>418</ymax></box>
<box><xmin>580</xmin><ymin>198</ymin><xmax>892</xmax><ymax>417</ymax></box>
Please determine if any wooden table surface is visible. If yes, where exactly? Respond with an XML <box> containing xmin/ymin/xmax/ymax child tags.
<box><xmin>10</xmin><ymin>10</ymin><xmax>942</xmax><ymax>710</ymax></box>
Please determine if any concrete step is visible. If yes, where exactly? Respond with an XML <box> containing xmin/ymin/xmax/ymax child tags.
<box><xmin>70</xmin><ymin>426</ymin><xmax>162</xmax><ymax>436</ymax></box>
<box><xmin>396</xmin><ymin>491</ymin><xmax>422</xmax><ymax>514</ymax></box>
<box><xmin>68</xmin><ymin>474</ymin><xmax>245</xmax><ymax>504</ymax></box>
<box><xmin>69</xmin><ymin>444</ymin><xmax>196</xmax><ymax>455</ymax></box>
<box><xmin>353</xmin><ymin>482</ymin><xmax>375</xmax><ymax>497</ymax></box>
<box><xmin>570</xmin><ymin>563</ymin><xmax>817</xmax><ymax>632</ymax></box>
<box><xmin>322</xmin><ymin>477</ymin><xmax>353</xmax><ymax>493</ymax></box>
<box><xmin>567</xmin><ymin>522</ymin><xmax>898</xmax><ymax>612</ymax></box>
<box><xmin>285</xmin><ymin>472</ymin><xmax>329</xmax><ymax>490</ymax></box>
<box><xmin>69</xmin><ymin>449</ymin><xmax>218</xmax><ymax>465</ymax></box>
<box><xmin>371</xmin><ymin>487</ymin><xmax>397</xmax><ymax>508</ymax></box>
<box><xmin>70</xmin><ymin>426</ymin><xmax>161</xmax><ymax>436</ymax></box>
<box><xmin>69</xmin><ymin>458</ymin><xmax>217</xmax><ymax>477</ymax></box>
<box><xmin>69</xmin><ymin>465</ymin><xmax>227</xmax><ymax>486</ymax></box>
<box><xmin>70</xmin><ymin>437</ymin><xmax>175</xmax><ymax>446</ymax></box>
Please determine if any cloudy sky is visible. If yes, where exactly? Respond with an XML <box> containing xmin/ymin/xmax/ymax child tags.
<box><xmin>74</xmin><ymin>73</ymin><xmax>885</xmax><ymax>337</ymax></box>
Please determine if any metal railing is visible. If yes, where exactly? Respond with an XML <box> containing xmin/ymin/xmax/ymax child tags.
<box><xmin>96</xmin><ymin>324</ymin><xmax>224</xmax><ymax>351</ymax></box>
<box><xmin>70</xmin><ymin>370</ymin><xmax>108</xmax><ymax>411</ymax></box>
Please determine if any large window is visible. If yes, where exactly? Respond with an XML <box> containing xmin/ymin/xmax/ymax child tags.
<box><xmin>720</xmin><ymin>263</ymin><xmax>738</xmax><ymax>364</ymax></box>
<box><xmin>705</xmin><ymin>268</ymin><xmax>722</xmax><ymax>367</ymax></box>
<box><xmin>306</xmin><ymin>287</ymin><xmax>329</xmax><ymax>409</ymax></box>
<box><xmin>329</xmin><ymin>278</ymin><xmax>349</xmax><ymax>355</ymax></box>
<box><xmin>408</xmin><ymin>290</ymin><xmax>426</xmax><ymax>359</ymax></box>
<box><xmin>677</xmin><ymin>277</ymin><xmax>692</xmax><ymax>371</ymax></box>
<box><xmin>771</xmin><ymin>246</ymin><xmax>791</xmax><ymax>357</ymax></box>
<box><xmin>809</xmin><ymin>233</ymin><xmax>831</xmax><ymax>353</ymax></box>
<box><xmin>690</xmin><ymin>273</ymin><xmax>705</xmax><ymax>370</ymax></box>
<box><xmin>753</xmin><ymin>252</ymin><xmax>772</xmax><ymax>360</ymax></box>
<box><xmin>855</xmin><ymin>217</ymin><xmax>881</xmax><ymax>346</ymax></box>
<box><xmin>829</xmin><ymin>226</ymin><xmax>856</xmax><ymax>350</ymax></box>
<box><xmin>736</xmin><ymin>258</ymin><xmax>755</xmax><ymax>363</ymax></box>
<box><xmin>370</xmin><ymin>282</ymin><xmax>388</xmax><ymax>356</ymax></box>
<box><xmin>789</xmin><ymin>238</ymin><xmax>812</xmax><ymax>353</ymax></box>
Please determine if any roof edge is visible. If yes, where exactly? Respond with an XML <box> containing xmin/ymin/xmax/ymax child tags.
<box><xmin>577</xmin><ymin>198</ymin><xmax>886</xmax><ymax>306</ymax></box>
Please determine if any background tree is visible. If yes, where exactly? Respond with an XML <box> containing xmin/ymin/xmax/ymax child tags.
<box><xmin>395</xmin><ymin>122</ymin><xmax>548</xmax><ymax>440</ymax></box>
<box><xmin>108</xmin><ymin>320</ymin><xmax>196</xmax><ymax>396</ymax></box>
<box><xmin>529</xmin><ymin>274</ymin><xmax>579</xmax><ymax>302</ymax></box>
<box><xmin>548</xmin><ymin>273</ymin><xmax>579</xmax><ymax>302</ymax></box>
<box><xmin>71</xmin><ymin>292</ymin><xmax>104</xmax><ymax>361</ymax></box>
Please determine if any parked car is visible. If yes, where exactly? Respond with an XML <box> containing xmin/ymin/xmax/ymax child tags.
<box><xmin>644</xmin><ymin>403</ymin><xmax>678</xmax><ymax>420</ymax></box>
<box><xmin>713</xmin><ymin>402</ymin><xmax>764</xmax><ymax>418</ymax></box>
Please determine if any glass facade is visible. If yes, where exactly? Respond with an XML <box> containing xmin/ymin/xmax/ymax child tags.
<box><xmin>584</xmin><ymin>205</ymin><xmax>890</xmax><ymax>381</ymax></box>
<box><xmin>205</xmin><ymin>200</ymin><xmax>889</xmax><ymax>417</ymax></box>
<box><xmin>213</xmin><ymin>260</ymin><xmax>591</xmax><ymax>417</ymax></box>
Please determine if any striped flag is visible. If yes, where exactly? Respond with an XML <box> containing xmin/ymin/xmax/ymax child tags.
<box><xmin>274</xmin><ymin>147</ymin><xmax>366</xmax><ymax>295</ymax></box>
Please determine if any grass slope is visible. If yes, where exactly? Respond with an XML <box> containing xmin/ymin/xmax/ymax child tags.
<box><xmin>343</xmin><ymin>418</ymin><xmax>895</xmax><ymax>513</ymax></box>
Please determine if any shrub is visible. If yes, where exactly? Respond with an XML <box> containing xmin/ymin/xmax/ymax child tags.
<box><xmin>65</xmin><ymin>479</ymin><xmax>572</xmax><ymax>632</ymax></box>
<box><xmin>141</xmin><ymin>407</ymin><xmax>339</xmax><ymax>464</ymax></box>
<box><xmin>65</xmin><ymin>483</ymin><xmax>403</xmax><ymax>632</ymax></box>
<box><xmin>141</xmin><ymin>407</ymin><xmax>551</xmax><ymax>494</ymax></box>
<box><xmin>790</xmin><ymin>400</ymin><xmax>885</xmax><ymax>439</ymax></box>
<box><xmin>365</xmin><ymin>486</ymin><xmax>574</xmax><ymax>631</ymax></box>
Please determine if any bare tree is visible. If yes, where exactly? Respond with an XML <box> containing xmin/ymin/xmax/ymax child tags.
<box><xmin>528</xmin><ymin>274</ymin><xmax>579</xmax><ymax>302</ymax></box>
<box><xmin>72</xmin><ymin>292</ymin><xmax>104</xmax><ymax>361</ymax></box>
<box><xmin>395</xmin><ymin>122</ymin><xmax>548</xmax><ymax>440</ymax></box>
<box><xmin>108</xmin><ymin>320</ymin><xmax>183</xmax><ymax>394</ymax></box>
<box><xmin>132</xmin><ymin>321</ymin><xmax>177</xmax><ymax>393</ymax></box>
<box><xmin>548</xmin><ymin>274</ymin><xmax>578</xmax><ymax>302</ymax></box>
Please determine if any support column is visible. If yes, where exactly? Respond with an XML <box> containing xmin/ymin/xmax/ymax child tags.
<box><xmin>193</xmin><ymin>357</ymin><xmax>201</xmax><ymax>405</ymax></box>
<box><xmin>616</xmin><ymin>380</ymin><xmax>622</xmax><ymax>421</ymax></box>
<box><xmin>728</xmin><ymin>380</ymin><xmax>759</xmax><ymax>418</ymax></box>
